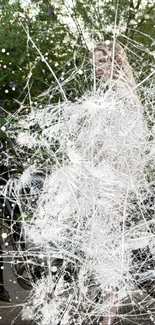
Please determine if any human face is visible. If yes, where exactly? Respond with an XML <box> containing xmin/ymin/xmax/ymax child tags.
<box><xmin>94</xmin><ymin>49</ymin><xmax>120</xmax><ymax>81</ymax></box>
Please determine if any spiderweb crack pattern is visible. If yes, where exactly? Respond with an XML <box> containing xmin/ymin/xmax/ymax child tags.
<box><xmin>5</xmin><ymin>77</ymin><xmax>155</xmax><ymax>325</ymax></box>
<box><xmin>1</xmin><ymin>3</ymin><xmax>155</xmax><ymax>322</ymax></box>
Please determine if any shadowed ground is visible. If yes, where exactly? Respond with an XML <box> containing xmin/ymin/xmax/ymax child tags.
<box><xmin>115</xmin><ymin>291</ymin><xmax>155</xmax><ymax>325</ymax></box>
<box><xmin>0</xmin><ymin>245</ymin><xmax>35</xmax><ymax>325</ymax></box>
<box><xmin>0</xmin><ymin>247</ymin><xmax>154</xmax><ymax>325</ymax></box>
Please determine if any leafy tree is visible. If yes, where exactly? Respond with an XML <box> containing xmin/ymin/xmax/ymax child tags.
<box><xmin>0</xmin><ymin>0</ymin><xmax>154</xmax><ymax>152</ymax></box>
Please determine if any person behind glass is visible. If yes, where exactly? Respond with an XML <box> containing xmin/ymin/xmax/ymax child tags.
<box><xmin>92</xmin><ymin>40</ymin><xmax>139</xmax><ymax>325</ymax></box>
<box><xmin>92</xmin><ymin>40</ymin><xmax>139</xmax><ymax>98</ymax></box>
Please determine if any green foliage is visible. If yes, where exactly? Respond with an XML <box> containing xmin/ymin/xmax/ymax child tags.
<box><xmin>0</xmin><ymin>0</ymin><xmax>154</xmax><ymax>150</ymax></box>
<box><xmin>0</xmin><ymin>1</ymin><xmax>77</xmax><ymax>112</ymax></box>
<box><xmin>0</xmin><ymin>1</ymin><xmax>154</xmax><ymax>107</ymax></box>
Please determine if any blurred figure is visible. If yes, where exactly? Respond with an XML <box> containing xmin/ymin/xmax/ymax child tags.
<box><xmin>92</xmin><ymin>40</ymin><xmax>138</xmax><ymax>97</ymax></box>
<box><xmin>91</xmin><ymin>40</ymin><xmax>140</xmax><ymax>325</ymax></box>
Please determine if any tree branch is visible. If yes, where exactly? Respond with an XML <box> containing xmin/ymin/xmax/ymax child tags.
<box><xmin>125</xmin><ymin>0</ymin><xmax>135</xmax><ymax>35</ymax></box>
<box><xmin>130</xmin><ymin>4</ymin><xmax>155</xmax><ymax>38</ymax></box>
<box><xmin>135</xmin><ymin>0</ymin><xmax>142</xmax><ymax>10</ymax></box>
